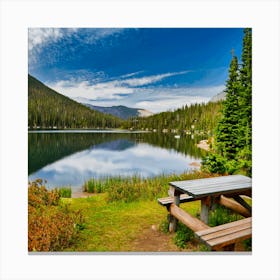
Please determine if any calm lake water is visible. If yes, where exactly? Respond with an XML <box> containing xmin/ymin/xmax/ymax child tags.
<box><xmin>28</xmin><ymin>131</ymin><xmax>205</xmax><ymax>192</ymax></box>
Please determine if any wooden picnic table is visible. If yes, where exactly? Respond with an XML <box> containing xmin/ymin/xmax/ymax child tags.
<box><xmin>169</xmin><ymin>174</ymin><xmax>252</xmax><ymax>224</ymax></box>
<box><xmin>158</xmin><ymin>174</ymin><xmax>252</xmax><ymax>250</ymax></box>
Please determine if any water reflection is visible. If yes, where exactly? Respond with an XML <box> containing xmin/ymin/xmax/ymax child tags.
<box><xmin>28</xmin><ymin>132</ymin><xmax>206</xmax><ymax>190</ymax></box>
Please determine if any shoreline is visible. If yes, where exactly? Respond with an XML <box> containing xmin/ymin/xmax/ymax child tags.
<box><xmin>197</xmin><ymin>139</ymin><xmax>210</xmax><ymax>151</ymax></box>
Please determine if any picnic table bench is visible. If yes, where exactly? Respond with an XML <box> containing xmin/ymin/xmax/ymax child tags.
<box><xmin>158</xmin><ymin>175</ymin><xmax>252</xmax><ymax>251</ymax></box>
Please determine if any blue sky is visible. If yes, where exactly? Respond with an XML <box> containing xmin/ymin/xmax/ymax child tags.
<box><xmin>29</xmin><ymin>28</ymin><xmax>243</xmax><ymax>113</ymax></box>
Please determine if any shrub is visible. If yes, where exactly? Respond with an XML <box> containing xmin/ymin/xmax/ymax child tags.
<box><xmin>201</xmin><ymin>153</ymin><xmax>227</xmax><ymax>174</ymax></box>
<box><xmin>28</xmin><ymin>180</ymin><xmax>84</xmax><ymax>251</ymax></box>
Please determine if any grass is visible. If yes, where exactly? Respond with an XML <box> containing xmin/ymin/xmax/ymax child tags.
<box><xmin>58</xmin><ymin>187</ymin><xmax>72</xmax><ymax>198</ymax></box>
<box><xmin>63</xmin><ymin>192</ymin><xmax>205</xmax><ymax>252</ymax></box>
<box><xmin>43</xmin><ymin>171</ymin><xmax>251</xmax><ymax>252</ymax></box>
<box><xmin>64</xmin><ymin>194</ymin><xmax>174</xmax><ymax>251</ymax></box>
<box><xmin>83</xmin><ymin>171</ymin><xmax>218</xmax><ymax>203</ymax></box>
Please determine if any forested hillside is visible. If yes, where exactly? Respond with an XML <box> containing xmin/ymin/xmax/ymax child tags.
<box><xmin>28</xmin><ymin>75</ymin><xmax>223</xmax><ymax>133</ymax></box>
<box><xmin>28</xmin><ymin>75</ymin><xmax>122</xmax><ymax>129</ymax></box>
<box><xmin>123</xmin><ymin>101</ymin><xmax>222</xmax><ymax>135</ymax></box>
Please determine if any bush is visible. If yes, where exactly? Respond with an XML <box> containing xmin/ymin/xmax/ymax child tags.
<box><xmin>28</xmin><ymin>180</ymin><xmax>84</xmax><ymax>251</ymax></box>
<box><xmin>201</xmin><ymin>153</ymin><xmax>227</xmax><ymax>174</ymax></box>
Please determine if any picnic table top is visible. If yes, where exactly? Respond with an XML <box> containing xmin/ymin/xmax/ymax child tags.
<box><xmin>169</xmin><ymin>175</ymin><xmax>252</xmax><ymax>199</ymax></box>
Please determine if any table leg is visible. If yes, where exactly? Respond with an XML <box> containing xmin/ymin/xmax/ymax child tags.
<box><xmin>201</xmin><ymin>197</ymin><xmax>211</xmax><ymax>224</ymax></box>
<box><xmin>168</xmin><ymin>187</ymin><xmax>180</xmax><ymax>232</ymax></box>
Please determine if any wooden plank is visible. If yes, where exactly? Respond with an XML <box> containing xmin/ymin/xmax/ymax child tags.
<box><xmin>169</xmin><ymin>175</ymin><xmax>252</xmax><ymax>198</ymax></box>
<box><xmin>190</xmin><ymin>186</ymin><xmax>252</xmax><ymax>198</ymax></box>
<box><xmin>201</xmin><ymin>221</ymin><xmax>251</xmax><ymax>241</ymax></box>
<box><xmin>172</xmin><ymin>181</ymin><xmax>252</xmax><ymax>194</ymax></box>
<box><xmin>170</xmin><ymin>204</ymin><xmax>209</xmax><ymax>232</ymax></box>
<box><xmin>208</xmin><ymin>228</ymin><xmax>252</xmax><ymax>251</ymax></box>
<box><xmin>196</xmin><ymin>217</ymin><xmax>252</xmax><ymax>237</ymax></box>
<box><xmin>195</xmin><ymin>217</ymin><xmax>252</xmax><ymax>251</ymax></box>
<box><xmin>219</xmin><ymin>195</ymin><xmax>251</xmax><ymax>217</ymax></box>
<box><xmin>170</xmin><ymin>175</ymin><xmax>251</xmax><ymax>189</ymax></box>
<box><xmin>188</xmin><ymin>182</ymin><xmax>252</xmax><ymax>193</ymax></box>
<box><xmin>157</xmin><ymin>194</ymin><xmax>195</xmax><ymax>206</ymax></box>
<box><xmin>174</xmin><ymin>180</ymin><xmax>251</xmax><ymax>191</ymax></box>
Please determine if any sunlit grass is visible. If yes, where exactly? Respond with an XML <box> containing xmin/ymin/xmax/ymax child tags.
<box><xmin>83</xmin><ymin>171</ymin><xmax>218</xmax><ymax>203</ymax></box>
<box><xmin>65</xmin><ymin>194</ymin><xmax>174</xmax><ymax>251</ymax></box>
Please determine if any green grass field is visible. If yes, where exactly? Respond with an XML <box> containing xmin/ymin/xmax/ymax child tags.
<box><xmin>63</xmin><ymin>193</ymin><xmax>202</xmax><ymax>252</ymax></box>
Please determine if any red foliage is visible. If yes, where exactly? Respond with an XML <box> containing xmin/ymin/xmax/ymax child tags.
<box><xmin>28</xmin><ymin>180</ymin><xmax>84</xmax><ymax>251</ymax></box>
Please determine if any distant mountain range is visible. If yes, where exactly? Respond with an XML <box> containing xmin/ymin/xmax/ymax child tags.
<box><xmin>83</xmin><ymin>104</ymin><xmax>153</xmax><ymax>120</ymax></box>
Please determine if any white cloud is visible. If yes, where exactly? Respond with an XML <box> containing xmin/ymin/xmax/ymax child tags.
<box><xmin>46</xmin><ymin>69</ymin><xmax>224</xmax><ymax>113</ymax></box>
<box><xmin>28</xmin><ymin>28</ymin><xmax>64</xmax><ymax>51</ymax></box>
<box><xmin>47</xmin><ymin>79</ymin><xmax>134</xmax><ymax>101</ymax></box>
<box><xmin>122</xmin><ymin>71</ymin><xmax>189</xmax><ymax>87</ymax></box>
<box><xmin>28</xmin><ymin>28</ymin><xmax>124</xmax><ymax>66</ymax></box>
<box><xmin>47</xmin><ymin>71</ymin><xmax>191</xmax><ymax>102</ymax></box>
<box><xmin>28</xmin><ymin>28</ymin><xmax>77</xmax><ymax>64</ymax></box>
<box><xmin>89</xmin><ymin>85</ymin><xmax>224</xmax><ymax>113</ymax></box>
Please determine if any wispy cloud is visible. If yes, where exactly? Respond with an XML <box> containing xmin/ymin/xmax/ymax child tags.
<box><xmin>28</xmin><ymin>28</ymin><xmax>124</xmax><ymax>66</ymax></box>
<box><xmin>28</xmin><ymin>28</ymin><xmax>77</xmax><ymax>64</ymax></box>
<box><xmin>47</xmin><ymin>71</ymin><xmax>191</xmax><ymax>104</ymax></box>
<box><xmin>106</xmin><ymin>86</ymin><xmax>223</xmax><ymax>113</ymax></box>
<box><xmin>121</xmin><ymin>71</ymin><xmax>189</xmax><ymax>87</ymax></box>
<box><xmin>47</xmin><ymin>70</ymin><xmax>224</xmax><ymax>113</ymax></box>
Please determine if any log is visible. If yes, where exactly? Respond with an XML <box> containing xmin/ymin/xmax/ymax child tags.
<box><xmin>233</xmin><ymin>195</ymin><xmax>252</xmax><ymax>213</ymax></box>
<box><xmin>170</xmin><ymin>204</ymin><xmax>209</xmax><ymax>232</ymax></box>
<box><xmin>219</xmin><ymin>195</ymin><xmax>251</xmax><ymax>217</ymax></box>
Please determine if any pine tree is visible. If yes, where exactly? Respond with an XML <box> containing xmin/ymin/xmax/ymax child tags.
<box><xmin>237</xmin><ymin>28</ymin><xmax>252</xmax><ymax>175</ymax></box>
<box><xmin>202</xmin><ymin>28</ymin><xmax>252</xmax><ymax>176</ymax></box>
<box><xmin>215</xmin><ymin>56</ymin><xmax>241</xmax><ymax>160</ymax></box>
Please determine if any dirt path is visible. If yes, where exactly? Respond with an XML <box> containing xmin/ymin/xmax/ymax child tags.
<box><xmin>131</xmin><ymin>225</ymin><xmax>248</xmax><ymax>252</ymax></box>
<box><xmin>131</xmin><ymin>225</ymin><xmax>199</xmax><ymax>252</ymax></box>
<box><xmin>131</xmin><ymin>226</ymin><xmax>178</xmax><ymax>252</ymax></box>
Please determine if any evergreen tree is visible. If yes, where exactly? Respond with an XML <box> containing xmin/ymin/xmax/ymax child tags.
<box><xmin>214</xmin><ymin>56</ymin><xmax>241</xmax><ymax>160</ymax></box>
<box><xmin>202</xmin><ymin>28</ymin><xmax>252</xmax><ymax>176</ymax></box>
<box><xmin>237</xmin><ymin>28</ymin><xmax>252</xmax><ymax>175</ymax></box>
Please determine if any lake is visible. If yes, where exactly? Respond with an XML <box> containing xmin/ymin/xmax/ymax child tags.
<box><xmin>28</xmin><ymin>131</ymin><xmax>206</xmax><ymax>192</ymax></box>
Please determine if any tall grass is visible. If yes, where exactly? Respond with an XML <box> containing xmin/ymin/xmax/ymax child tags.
<box><xmin>83</xmin><ymin>171</ymin><xmax>218</xmax><ymax>203</ymax></box>
<box><xmin>58</xmin><ymin>187</ymin><xmax>72</xmax><ymax>198</ymax></box>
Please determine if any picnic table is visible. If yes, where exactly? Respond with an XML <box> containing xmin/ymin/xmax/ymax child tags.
<box><xmin>158</xmin><ymin>175</ymin><xmax>252</xmax><ymax>251</ymax></box>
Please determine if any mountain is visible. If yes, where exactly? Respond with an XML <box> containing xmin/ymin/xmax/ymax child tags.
<box><xmin>209</xmin><ymin>91</ymin><xmax>226</xmax><ymax>102</ymax></box>
<box><xmin>83</xmin><ymin>104</ymin><xmax>153</xmax><ymax>120</ymax></box>
<box><xmin>28</xmin><ymin>75</ymin><xmax>122</xmax><ymax>129</ymax></box>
